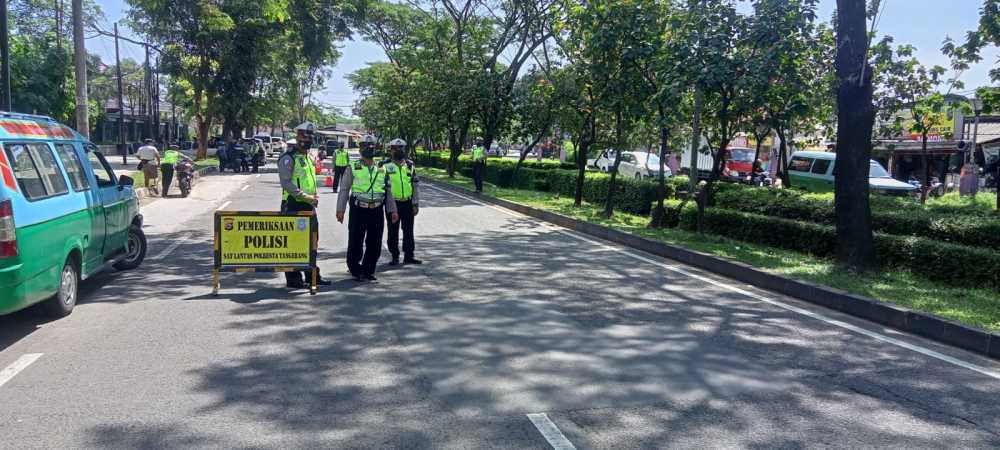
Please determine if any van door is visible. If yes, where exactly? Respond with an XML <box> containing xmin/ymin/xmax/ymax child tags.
<box><xmin>54</xmin><ymin>142</ymin><xmax>104</xmax><ymax>273</ymax></box>
<box><xmin>87</xmin><ymin>150</ymin><xmax>128</xmax><ymax>259</ymax></box>
<box><xmin>788</xmin><ymin>156</ymin><xmax>819</xmax><ymax>191</ymax></box>
<box><xmin>809</xmin><ymin>158</ymin><xmax>835</xmax><ymax>192</ymax></box>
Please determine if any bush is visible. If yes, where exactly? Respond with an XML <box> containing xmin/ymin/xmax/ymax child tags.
<box><xmin>714</xmin><ymin>185</ymin><xmax>1000</xmax><ymax>251</ymax></box>
<box><xmin>679</xmin><ymin>207</ymin><xmax>1000</xmax><ymax>291</ymax></box>
<box><xmin>546</xmin><ymin>170</ymin><xmax>667</xmax><ymax>215</ymax></box>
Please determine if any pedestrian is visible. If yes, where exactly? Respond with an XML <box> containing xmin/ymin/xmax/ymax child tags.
<box><xmin>331</xmin><ymin>140</ymin><xmax>350</xmax><ymax>193</ymax></box>
<box><xmin>471</xmin><ymin>137</ymin><xmax>486</xmax><ymax>193</ymax></box>
<box><xmin>382</xmin><ymin>139</ymin><xmax>422</xmax><ymax>266</ymax></box>
<box><xmin>136</xmin><ymin>138</ymin><xmax>160</xmax><ymax>195</ymax></box>
<box><xmin>337</xmin><ymin>135</ymin><xmax>399</xmax><ymax>281</ymax></box>
<box><xmin>217</xmin><ymin>141</ymin><xmax>228</xmax><ymax>173</ymax></box>
<box><xmin>278</xmin><ymin>122</ymin><xmax>332</xmax><ymax>289</ymax></box>
<box><xmin>160</xmin><ymin>144</ymin><xmax>191</xmax><ymax>196</ymax></box>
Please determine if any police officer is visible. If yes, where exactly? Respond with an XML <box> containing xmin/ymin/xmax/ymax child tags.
<box><xmin>331</xmin><ymin>140</ymin><xmax>350</xmax><ymax>193</ymax></box>
<box><xmin>336</xmin><ymin>135</ymin><xmax>399</xmax><ymax>281</ymax></box>
<box><xmin>160</xmin><ymin>144</ymin><xmax>190</xmax><ymax>196</ymax></box>
<box><xmin>278</xmin><ymin>122</ymin><xmax>331</xmax><ymax>289</ymax></box>
<box><xmin>471</xmin><ymin>137</ymin><xmax>486</xmax><ymax>193</ymax></box>
<box><xmin>382</xmin><ymin>139</ymin><xmax>422</xmax><ymax>266</ymax></box>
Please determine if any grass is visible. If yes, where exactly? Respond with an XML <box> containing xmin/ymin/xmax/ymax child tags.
<box><xmin>129</xmin><ymin>157</ymin><xmax>219</xmax><ymax>189</ymax></box>
<box><xmin>423</xmin><ymin>167</ymin><xmax>1000</xmax><ymax>333</ymax></box>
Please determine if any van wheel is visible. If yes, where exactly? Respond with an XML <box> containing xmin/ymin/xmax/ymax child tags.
<box><xmin>113</xmin><ymin>225</ymin><xmax>147</xmax><ymax>271</ymax></box>
<box><xmin>43</xmin><ymin>257</ymin><xmax>79</xmax><ymax>317</ymax></box>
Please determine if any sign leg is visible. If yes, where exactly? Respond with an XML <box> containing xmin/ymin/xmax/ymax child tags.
<box><xmin>212</xmin><ymin>269</ymin><xmax>220</xmax><ymax>296</ymax></box>
<box><xmin>310</xmin><ymin>267</ymin><xmax>318</xmax><ymax>295</ymax></box>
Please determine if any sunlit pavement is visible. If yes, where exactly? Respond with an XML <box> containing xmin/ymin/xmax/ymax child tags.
<box><xmin>1</xmin><ymin>167</ymin><xmax>999</xmax><ymax>449</ymax></box>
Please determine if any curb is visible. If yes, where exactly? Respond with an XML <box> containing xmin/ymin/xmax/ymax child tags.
<box><xmin>135</xmin><ymin>166</ymin><xmax>218</xmax><ymax>200</ymax></box>
<box><xmin>426</xmin><ymin>179</ymin><xmax>1000</xmax><ymax>361</ymax></box>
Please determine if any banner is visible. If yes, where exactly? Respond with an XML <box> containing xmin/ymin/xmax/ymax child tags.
<box><xmin>212</xmin><ymin>211</ymin><xmax>318</xmax><ymax>294</ymax></box>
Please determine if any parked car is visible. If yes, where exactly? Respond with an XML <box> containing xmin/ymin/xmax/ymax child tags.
<box><xmin>0</xmin><ymin>112</ymin><xmax>147</xmax><ymax>317</ymax></box>
<box><xmin>271</xmin><ymin>136</ymin><xmax>287</xmax><ymax>156</ymax></box>
<box><xmin>788</xmin><ymin>151</ymin><xmax>917</xmax><ymax>195</ymax></box>
<box><xmin>253</xmin><ymin>134</ymin><xmax>272</xmax><ymax>155</ymax></box>
<box><xmin>594</xmin><ymin>150</ymin><xmax>672</xmax><ymax>179</ymax></box>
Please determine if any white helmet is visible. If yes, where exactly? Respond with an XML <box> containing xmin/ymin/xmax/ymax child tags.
<box><xmin>389</xmin><ymin>138</ymin><xmax>407</xmax><ymax>147</ymax></box>
<box><xmin>362</xmin><ymin>134</ymin><xmax>377</xmax><ymax>144</ymax></box>
<box><xmin>294</xmin><ymin>121</ymin><xmax>317</xmax><ymax>133</ymax></box>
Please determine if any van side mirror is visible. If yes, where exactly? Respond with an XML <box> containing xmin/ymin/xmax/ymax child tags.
<box><xmin>118</xmin><ymin>175</ymin><xmax>135</xmax><ymax>188</ymax></box>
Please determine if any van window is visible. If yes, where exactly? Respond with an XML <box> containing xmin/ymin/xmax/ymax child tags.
<box><xmin>3</xmin><ymin>143</ymin><xmax>47</xmax><ymax>199</ymax></box>
<box><xmin>55</xmin><ymin>144</ymin><xmax>90</xmax><ymax>191</ymax></box>
<box><xmin>87</xmin><ymin>151</ymin><xmax>116</xmax><ymax>186</ymax></box>
<box><xmin>29</xmin><ymin>144</ymin><xmax>69</xmax><ymax>196</ymax></box>
<box><xmin>789</xmin><ymin>156</ymin><xmax>814</xmax><ymax>172</ymax></box>
<box><xmin>811</xmin><ymin>159</ymin><xmax>832</xmax><ymax>175</ymax></box>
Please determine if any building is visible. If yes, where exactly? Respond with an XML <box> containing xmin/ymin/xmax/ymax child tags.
<box><xmin>316</xmin><ymin>125</ymin><xmax>364</xmax><ymax>149</ymax></box>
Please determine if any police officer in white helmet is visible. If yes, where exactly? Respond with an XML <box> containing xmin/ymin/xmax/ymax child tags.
<box><xmin>337</xmin><ymin>135</ymin><xmax>399</xmax><ymax>281</ymax></box>
<box><xmin>278</xmin><ymin>121</ymin><xmax>331</xmax><ymax>289</ymax></box>
<box><xmin>381</xmin><ymin>138</ymin><xmax>422</xmax><ymax>265</ymax></box>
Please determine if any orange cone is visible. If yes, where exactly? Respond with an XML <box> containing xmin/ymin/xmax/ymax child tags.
<box><xmin>325</xmin><ymin>175</ymin><xmax>334</xmax><ymax>187</ymax></box>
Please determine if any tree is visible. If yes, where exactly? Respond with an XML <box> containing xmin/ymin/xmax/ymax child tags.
<box><xmin>873</xmin><ymin>41</ymin><xmax>951</xmax><ymax>203</ymax></box>
<box><xmin>833</xmin><ymin>0</ymin><xmax>877</xmax><ymax>271</ymax></box>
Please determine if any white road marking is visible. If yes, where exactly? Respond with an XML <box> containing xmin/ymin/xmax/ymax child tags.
<box><xmin>527</xmin><ymin>413</ymin><xmax>577</xmax><ymax>450</ymax></box>
<box><xmin>425</xmin><ymin>183</ymin><xmax>1000</xmax><ymax>380</ymax></box>
<box><xmin>241</xmin><ymin>185</ymin><xmax>249</xmax><ymax>191</ymax></box>
<box><xmin>0</xmin><ymin>354</ymin><xmax>43</xmax><ymax>388</ymax></box>
<box><xmin>150</xmin><ymin>234</ymin><xmax>193</xmax><ymax>260</ymax></box>
<box><xmin>256</xmin><ymin>174</ymin><xmax>261</xmax><ymax>178</ymax></box>
<box><xmin>218</xmin><ymin>200</ymin><xmax>232</xmax><ymax>210</ymax></box>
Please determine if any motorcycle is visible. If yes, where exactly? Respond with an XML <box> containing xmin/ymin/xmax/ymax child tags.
<box><xmin>176</xmin><ymin>159</ymin><xmax>195</xmax><ymax>198</ymax></box>
<box><xmin>224</xmin><ymin>145</ymin><xmax>249</xmax><ymax>173</ymax></box>
<box><xmin>749</xmin><ymin>172</ymin><xmax>772</xmax><ymax>187</ymax></box>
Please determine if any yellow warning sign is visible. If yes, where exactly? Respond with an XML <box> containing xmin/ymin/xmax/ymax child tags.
<box><xmin>214</xmin><ymin>211</ymin><xmax>316</xmax><ymax>268</ymax></box>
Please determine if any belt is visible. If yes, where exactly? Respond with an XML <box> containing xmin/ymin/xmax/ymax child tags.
<box><xmin>396</xmin><ymin>197</ymin><xmax>412</xmax><ymax>202</ymax></box>
<box><xmin>352</xmin><ymin>199</ymin><xmax>383</xmax><ymax>209</ymax></box>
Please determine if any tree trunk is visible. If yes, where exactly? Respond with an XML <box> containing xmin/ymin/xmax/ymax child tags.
<box><xmin>834</xmin><ymin>0</ymin><xmax>877</xmax><ymax>272</ymax></box>
<box><xmin>513</xmin><ymin>123</ymin><xmax>550</xmax><ymax>176</ymax></box>
<box><xmin>920</xmin><ymin>132</ymin><xmax>930</xmax><ymax>204</ymax></box>
<box><xmin>688</xmin><ymin>87</ymin><xmax>703</xmax><ymax>194</ymax></box>
<box><xmin>72</xmin><ymin>0</ymin><xmax>88</xmax><ymax>137</ymax></box>
<box><xmin>574</xmin><ymin>115</ymin><xmax>595</xmax><ymax>207</ymax></box>
<box><xmin>603</xmin><ymin>110</ymin><xmax>626</xmax><ymax>218</ymax></box>
<box><xmin>776</xmin><ymin>127</ymin><xmax>791</xmax><ymax>187</ymax></box>
<box><xmin>650</xmin><ymin>124</ymin><xmax>671</xmax><ymax>228</ymax></box>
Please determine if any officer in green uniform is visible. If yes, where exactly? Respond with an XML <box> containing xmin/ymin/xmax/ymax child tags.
<box><xmin>337</xmin><ymin>135</ymin><xmax>399</xmax><ymax>281</ymax></box>
<box><xmin>278</xmin><ymin>122</ymin><xmax>331</xmax><ymax>289</ymax></box>
<box><xmin>381</xmin><ymin>138</ymin><xmax>422</xmax><ymax>266</ymax></box>
<box><xmin>471</xmin><ymin>137</ymin><xmax>486</xmax><ymax>193</ymax></box>
<box><xmin>160</xmin><ymin>144</ymin><xmax>190</xmax><ymax>196</ymax></box>
<box><xmin>331</xmin><ymin>140</ymin><xmax>350</xmax><ymax>193</ymax></box>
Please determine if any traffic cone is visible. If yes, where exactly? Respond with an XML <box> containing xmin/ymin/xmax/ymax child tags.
<box><xmin>325</xmin><ymin>175</ymin><xmax>334</xmax><ymax>187</ymax></box>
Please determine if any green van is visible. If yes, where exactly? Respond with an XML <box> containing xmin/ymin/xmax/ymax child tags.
<box><xmin>0</xmin><ymin>112</ymin><xmax>147</xmax><ymax>317</ymax></box>
<box><xmin>787</xmin><ymin>151</ymin><xmax>918</xmax><ymax>196</ymax></box>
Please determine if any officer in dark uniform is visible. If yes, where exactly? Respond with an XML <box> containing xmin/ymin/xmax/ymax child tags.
<box><xmin>336</xmin><ymin>135</ymin><xmax>399</xmax><ymax>281</ymax></box>
<box><xmin>278</xmin><ymin>122</ymin><xmax>331</xmax><ymax>289</ymax></box>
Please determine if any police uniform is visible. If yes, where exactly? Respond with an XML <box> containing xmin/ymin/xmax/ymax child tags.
<box><xmin>333</xmin><ymin>145</ymin><xmax>350</xmax><ymax>192</ymax></box>
<box><xmin>278</xmin><ymin>148</ymin><xmax>319</xmax><ymax>286</ymax></box>
<box><xmin>160</xmin><ymin>148</ymin><xmax>181</xmax><ymax>195</ymax></box>
<box><xmin>381</xmin><ymin>158</ymin><xmax>420</xmax><ymax>264</ymax></box>
<box><xmin>337</xmin><ymin>160</ymin><xmax>398</xmax><ymax>279</ymax></box>
<box><xmin>472</xmin><ymin>145</ymin><xmax>486</xmax><ymax>192</ymax></box>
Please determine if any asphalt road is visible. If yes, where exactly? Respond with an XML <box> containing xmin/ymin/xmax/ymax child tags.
<box><xmin>2</xmin><ymin>165</ymin><xmax>1000</xmax><ymax>449</ymax></box>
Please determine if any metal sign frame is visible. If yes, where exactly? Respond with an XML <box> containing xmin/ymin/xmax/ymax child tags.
<box><xmin>212</xmin><ymin>210</ymin><xmax>319</xmax><ymax>295</ymax></box>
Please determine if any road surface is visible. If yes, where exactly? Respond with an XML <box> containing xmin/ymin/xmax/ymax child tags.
<box><xmin>1</xmin><ymin>166</ymin><xmax>999</xmax><ymax>449</ymax></box>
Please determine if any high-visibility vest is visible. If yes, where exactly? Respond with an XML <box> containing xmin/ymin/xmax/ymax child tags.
<box><xmin>383</xmin><ymin>160</ymin><xmax>414</xmax><ymax>200</ymax></box>
<box><xmin>351</xmin><ymin>161</ymin><xmax>386</xmax><ymax>202</ymax></box>
<box><xmin>282</xmin><ymin>153</ymin><xmax>317</xmax><ymax>201</ymax></box>
<box><xmin>162</xmin><ymin>150</ymin><xmax>181</xmax><ymax>165</ymax></box>
<box><xmin>335</xmin><ymin>149</ymin><xmax>349</xmax><ymax>167</ymax></box>
<box><xmin>472</xmin><ymin>146</ymin><xmax>485</xmax><ymax>162</ymax></box>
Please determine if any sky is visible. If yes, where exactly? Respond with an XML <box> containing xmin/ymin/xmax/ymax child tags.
<box><xmin>91</xmin><ymin>0</ymin><xmax>999</xmax><ymax>118</ymax></box>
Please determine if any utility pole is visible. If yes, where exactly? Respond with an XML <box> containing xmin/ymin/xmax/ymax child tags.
<box><xmin>144</xmin><ymin>45</ymin><xmax>153</xmax><ymax>141</ymax></box>
<box><xmin>114</xmin><ymin>23</ymin><xmax>126</xmax><ymax>164</ymax></box>
<box><xmin>1</xmin><ymin>0</ymin><xmax>12</xmax><ymax>111</ymax></box>
<box><xmin>72</xmin><ymin>0</ymin><xmax>89</xmax><ymax>136</ymax></box>
<box><xmin>56</xmin><ymin>0</ymin><xmax>62</xmax><ymax>51</ymax></box>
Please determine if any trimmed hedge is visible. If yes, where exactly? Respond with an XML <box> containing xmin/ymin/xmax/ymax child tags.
<box><xmin>679</xmin><ymin>207</ymin><xmax>1000</xmax><ymax>291</ymax></box>
<box><xmin>714</xmin><ymin>185</ymin><xmax>1000</xmax><ymax>251</ymax></box>
<box><xmin>546</xmin><ymin>170</ymin><xmax>665</xmax><ymax>215</ymax></box>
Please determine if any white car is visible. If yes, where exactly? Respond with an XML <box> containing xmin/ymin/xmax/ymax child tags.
<box><xmin>595</xmin><ymin>150</ymin><xmax>672</xmax><ymax>180</ymax></box>
<box><xmin>271</xmin><ymin>137</ymin><xmax>287</xmax><ymax>156</ymax></box>
<box><xmin>253</xmin><ymin>134</ymin><xmax>272</xmax><ymax>154</ymax></box>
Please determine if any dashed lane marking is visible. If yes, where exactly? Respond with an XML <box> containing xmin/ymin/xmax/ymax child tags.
<box><xmin>527</xmin><ymin>413</ymin><xmax>577</xmax><ymax>450</ymax></box>
<box><xmin>0</xmin><ymin>354</ymin><xmax>43</xmax><ymax>388</ymax></box>
<box><xmin>150</xmin><ymin>233</ymin><xmax>194</xmax><ymax>260</ymax></box>
<box><xmin>217</xmin><ymin>201</ymin><xmax>232</xmax><ymax>210</ymax></box>
<box><xmin>241</xmin><ymin>185</ymin><xmax>249</xmax><ymax>191</ymax></box>
<box><xmin>424</xmin><ymin>183</ymin><xmax>1000</xmax><ymax>381</ymax></box>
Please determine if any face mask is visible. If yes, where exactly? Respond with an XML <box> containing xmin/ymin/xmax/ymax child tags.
<box><xmin>299</xmin><ymin>140</ymin><xmax>312</xmax><ymax>150</ymax></box>
<box><xmin>392</xmin><ymin>150</ymin><xmax>404</xmax><ymax>160</ymax></box>
<box><xmin>361</xmin><ymin>147</ymin><xmax>375</xmax><ymax>159</ymax></box>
